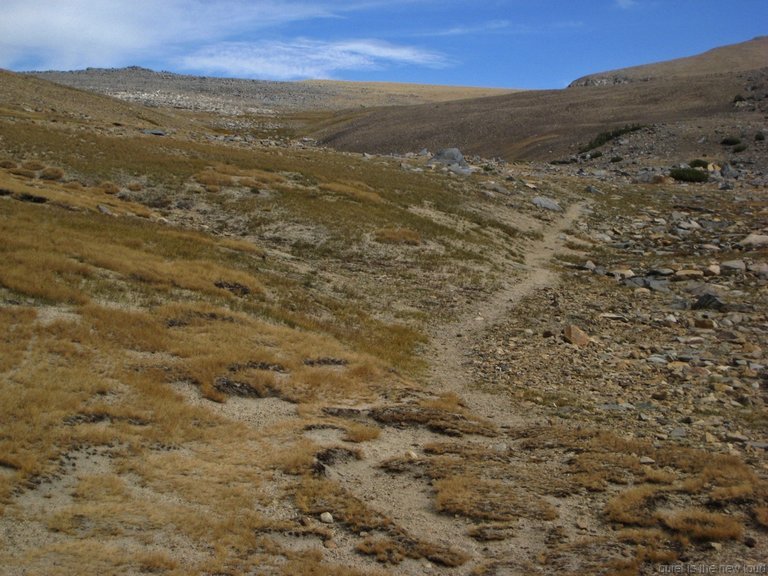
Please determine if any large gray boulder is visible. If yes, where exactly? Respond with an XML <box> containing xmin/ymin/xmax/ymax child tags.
<box><xmin>429</xmin><ymin>148</ymin><xmax>468</xmax><ymax>167</ymax></box>
<box><xmin>532</xmin><ymin>196</ymin><xmax>562</xmax><ymax>211</ymax></box>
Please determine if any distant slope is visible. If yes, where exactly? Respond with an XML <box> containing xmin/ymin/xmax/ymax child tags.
<box><xmin>316</xmin><ymin>37</ymin><xmax>768</xmax><ymax>161</ymax></box>
<box><xmin>0</xmin><ymin>69</ymin><xmax>188</xmax><ymax>130</ymax></box>
<box><xmin>28</xmin><ymin>67</ymin><xmax>515</xmax><ymax>113</ymax></box>
<box><xmin>570</xmin><ymin>36</ymin><xmax>768</xmax><ymax>86</ymax></box>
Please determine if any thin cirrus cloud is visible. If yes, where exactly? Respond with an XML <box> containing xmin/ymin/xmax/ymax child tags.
<box><xmin>0</xmin><ymin>0</ymin><xmax>444</xmax><ymax>78</ymax></box>
<box><xmin>180</xmin><ymin>40</ymin><xmax>447</xmax><ymax>80</ymax></box>
<box><xmin>421</xmin><ymin>20</ymin><xmax>512</xmax><ymax>37</ymax></box>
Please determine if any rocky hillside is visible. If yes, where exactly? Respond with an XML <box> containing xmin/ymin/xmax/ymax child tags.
<box><xmin>570</xmin><ymin>36</ymin><xmax>768</xmax><ymax>87</ymax></box>
<box><xmin>27</xmin><ymin>66</ymin><xmax>513</xmax><ymax>114</ymax></box>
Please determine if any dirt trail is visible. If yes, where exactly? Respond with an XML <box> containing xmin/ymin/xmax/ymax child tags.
<box><xmin>427</xmin><ymin>200</ymin><xmax>587</xmax><ymax>417</ymax></box>
<box><xmin>328</xmin><ymin>201</ymin><xmax>588</xmax><ymax>574</ymax></box>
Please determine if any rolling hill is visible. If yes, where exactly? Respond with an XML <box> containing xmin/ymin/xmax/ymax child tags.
<box><xmin>315</xmin><ymin>37</ymin><xmax>768</xmax><ymax>161</ymax></box>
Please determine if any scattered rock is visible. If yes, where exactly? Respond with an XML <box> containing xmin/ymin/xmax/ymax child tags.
<box><xmin>532</xmin><ymin>196</ymin><xmax>562</xmax><ymax>211</ymax></box>
<box><xmin>692</xmin><ymin>294</ymin><xmax>726</xmax><ymax>311</ymax></box>
<box><xmin>319</xmin><ymin>512</ymin><xmax>334</xmax><ymax>524</ymax></box>
<box><xmin>738</xmin><ymin>233</ymin><xmax>768</xmax><ymax>249</ymax></box>
<box><xmin>563</xmin><ymin>324</ymin><xmax>590</xmax><ymax>347</ymax></box>
<box><xmin>720</xmin><ymin>260</ymin><xmax>746</xmax><ymax>274</ymax></box>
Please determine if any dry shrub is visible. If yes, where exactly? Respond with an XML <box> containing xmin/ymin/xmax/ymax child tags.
<box><xmin>374</xmin><ymin>227</ymin><xmax>421</xmax><ymax>245</ymax></box>
<box><xmin>643</xmin><ymin>468</ymin><xmax>677</xmax><ymax>485</ymax></box>
<box><xmin>710</xmin><ymin>483</ymin><xmax>754</xmax><ymax>503</ymax></box>
<box><xmin>137</xmin><ymin>551</ymin><xmax>178</xmax><ymax>573</ymax></box>
<box><xmin>126</xmin><ymin>182</ymin><xmax>143</xmax><ymax>192</ymax></box>
<box><xmin>356</xmin><ymin>534</ymin><xmax>467</xmax><ymax>567</ymax></box>
<box><xmin>435</xmin><ymin>475</ymin><xmax>557</xmax><ymax>522</ymax></box>
<box><xmin>21</xmin><ymin>160</ymin><xmax>45</xmax><ymax>171</ymax></box>
<box><xmin>660</xmin><ymin>509</ymin><xmax>743</xmax><ymax>541</ymax></box>
<box><xmin>279</xmin><ymin>557</ymin><xmax>377</xmax><ymax>576</ymax></box>
<box><xmin>320</xmin><ymin>181</ymin><xmax>383</xmax><ymax>204</ymax></box>
<box><xmin>370</xmin><ymin>403</ymin><xmax>496</xmax><ymax>437</ymax></box>
<box><xmin>344</xmin><ymin>423</ymin><xmax>381</xmax><ymax>443</ymax></box>
<box><xmin>267</xmin><ymin>439</ymin><xmax>318</xmax><ymax>475</ymax></box>
<box><xmin>0</xmin><ymin>307</ymin><xmax>36</xmax><ymax>372</ymax></box>
<box><xmin>0</xmin><ymin>160</ymin><xmax>17</xmax><ymax>169</ymax></box>
<box><xmin>63</xmin><ymin>181</ymin><xmax>84</xmax><ymax>190</ymax></box>
<box><xmin>294</xmin><ymin>477</ymin><xmax>391</xmax><ymax>532</ymax></box>
<box><xmin>0</xmin><ymin>249</ymin><xmax>91</xmax><ymax>304</ymax></box>
<box><xmin>753</xmin><ymin>506</ymin><xmax>768</xmax><ymax>528</ymax></box>
<box><xmin>605</xmin><ymin>485</ymin><xmax>666</xmax><ymax>526</ymax></box>
<box><xmin>39</xmin><ymin>167</ymin><xmax>65</xmax><ymax>181</ymax></box>
<box><xmin>9</xmin><ymin>167</ymin><xmax>36</xmax><ymax>178</ymax></box>
<box><xmin>195</xmin><ymin>170</ymin><xmax>235</xmax><ymax>187</ymax></box>
<box><xmin>99</xmin><ymin>181</ymin><xmax>120</xmax><ymax>194</ymax></box>
<box><xmin>80</xmin><ymin>304</ymin><xmax>167</xmax><ymax>352</ymax></box>
<box><xmin>467</xmin><ymin>523</ymin><xmax>516</xmax><ymax>542</ymax></box>
<box><xmin>238</xmin><ymin>177</ymin><xmax>261</xmax><ymax>189</ymax></box>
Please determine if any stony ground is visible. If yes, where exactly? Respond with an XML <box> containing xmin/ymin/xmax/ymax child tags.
<box><xmin>301</xmin><ymin>166</ymin><xmax>768</xmax><ymax>574</ymax></box>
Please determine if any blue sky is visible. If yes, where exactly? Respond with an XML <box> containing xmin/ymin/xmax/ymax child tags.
<box><xmin>0</xmin><ymin>1</ymin><xmax>765</xmax><ymax>88</ymax></box>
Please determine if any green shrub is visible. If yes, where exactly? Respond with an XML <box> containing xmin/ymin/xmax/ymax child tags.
<box><xmin>733</xmin><ymin>94</ymin><xmax>746</xmax><ymax>103</ymax></box>
<box><xmin>589</xmin><ymin>151</ymin><xmax>603</xmax><ymax>159</ymax></box>
<box><xmin>610</xmin><ymin>156</ymin><xmax>623</xmax><ymax>163</ymax></box>
<box><xmin>732</xmin><ymin>144</ymin><xmax>748</xmax><ymax>153</ymax></box>
<box><xmin>755</xmin><ymin>132</ymin><xmax>765</xmax><ymax>142</ymax></box>
<box><xmin>579</xmin><ymin>124</ymin><xmax>644</xmax><ymax>153</ymax></box>
<box><xmin>689</xmin><ymin>159</ymin><xmax>709</xmax><ymax>169</ymax></box>
<box><xmin>721</xmin><ymin>137</ymin><xmax>741</xmax><ymax>146</ymax></box>
<box><xmin>670</xmin><ymin>168</ymin><xmax>708</xmax><ymax>183</ymax></box>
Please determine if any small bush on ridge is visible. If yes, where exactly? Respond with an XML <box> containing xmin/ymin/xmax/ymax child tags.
<box><xmin>670</xmin><ymin>168</ymin><xmax>708</xmax><ymax>183</ymax></box>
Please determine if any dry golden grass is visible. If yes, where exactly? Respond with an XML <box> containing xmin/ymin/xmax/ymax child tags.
<box><xmin>754</xmin><ymin>506</ymin><xmax>768</xmax><ymax>528</ymax></box>
<box><xmin>605</xmin><ymin>485</ymin><xmax>667</xmax><ymax>526</ymax></box>
<box><xmin>0</xmin><ymin>168</ymin><xmax>436</xmax><ymax>573</ymax></box>
<box><xmin>374</xmin><ymin>227</ymin><xmax>421</xmax><ymax>245</ymax></box>
<box><xmin>344</xmin><ymin>423</ymin><xmax>381</xmax><ymax>443</ymax></box>
<box><xmin>660</xmin><ymin>509</ymin><xmax>743</xmax><ymax>541</ymax></box>
<box><xmin>319</xmin><ymin>181</ymin><xmax>384</xmax><ymax>204</ymax></box>
<box><xmin>435</xmin><ymin>475</ymin><xmax>557</xmax><ymax>522</ymax></box>
<box><xmin>194</xmin><ymin>169</ymin><xmax>235</xmax><ymax>188</ymax></box>
<box><xmin>21</xmin><ymin>160</ymin><xmax>45</xmax><ymax>171</ymax></box>
<box><xmin>99</xmin><ymin>181</ymin><xmax>120</xmax><ymax>194</ymax></box>
<box><xmin>39</xmin><ymin>166</ymin><xmax>65</xmax><ymax>181</ymax></box>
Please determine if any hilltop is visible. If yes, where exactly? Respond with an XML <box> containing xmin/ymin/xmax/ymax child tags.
<box><xmin>570</xmin><ymin>35</ymin><xmax>768</xmax><ymax>86</ymax></box>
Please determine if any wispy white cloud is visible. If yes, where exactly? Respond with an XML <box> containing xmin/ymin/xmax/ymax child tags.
<box><xmin>180</xmin><ymin>39</ymin><xmax>447</xmax><ymax>79</ymax></box>
<box><xmin>0</xmin><ymin>0</ymin><xmax>439</xmax><ymax>77</ymax></box>
<box><xmin>422</xmin><ymin>20</ymin><xmax>512</xmax><ymax>37</ymax></box>
<box><xmin>414</xmin><ymin>18</ymin><xmax>583</xmax><ymax>39</ymax></box>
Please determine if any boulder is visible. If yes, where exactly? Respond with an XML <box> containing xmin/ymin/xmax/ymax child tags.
<box><xmin>532</xmin><ymin>196</ymin><xmax>562</xmax><ymax>211</ymax></box>
<box><xmin>720</xmin><ymin>260</ymin><xmax>746</xmax><ymax>274</ymax></box>
<box><xmin>738</xmin><ymin>233</ymin><xmax>768</xmax><ymax>249</ymax></box>
<box><xmin>563</xmin><ymin>324</ymin><xmax>590</xmax><ymax>347</ymax></box>
<box><xmin>429</xmin><ymin>148</ymin><xmax>467</xmax><ymax>167</ymax></box>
